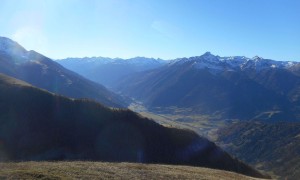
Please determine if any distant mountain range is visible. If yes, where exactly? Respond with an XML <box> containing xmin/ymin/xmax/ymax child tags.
<box><xmin>58</xmin><ymin>52</ymin><xmax>300</xmax><ymax>122</ymax></box>
<box><xmin>57</xmin><ymin>57</ymin><xmax>168</xmax><ymax>88</ymax></box>
<box><xmin>112</xmin><ymin>52</ymin><xmax>300</xmax><ymax>121</ymax></box>
<box><xmin>170</xmin><ymin>52</ymin><xmax>296</xmax><ymax>73</ymax></box>
<box><xmin>0</xmin><ymin>73</ymin><xmax>267</xmax><ymax>178</ymax></box>
<box><xmin>0</xmin><ymin>37</ymin><xmax>126</xmax><ymax>107</ymax></box>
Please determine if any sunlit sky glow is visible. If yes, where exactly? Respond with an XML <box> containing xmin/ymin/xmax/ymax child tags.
<box><xmin>1</xmin><ymin>0</ymin><xmax>299</xmax><ymax>61</ymax></box>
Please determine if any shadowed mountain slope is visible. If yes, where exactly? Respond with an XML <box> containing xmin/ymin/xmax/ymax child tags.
<box><xmin>217</xmin><ymin>121</ymin><xmax>300</xmax><ymax>179</ymax></box>
<box><xmin>0</xmin><ymin>73</ymin><xmax>267</xmax><ymax>178</ymax></box>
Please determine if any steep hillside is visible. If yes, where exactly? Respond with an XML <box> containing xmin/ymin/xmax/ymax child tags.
<box><xmin>0</xmin><ymin>73</ymin><xmax>267</xmax><ymax>178</ymax></box>
<box><xmin>57</xmin><ymin>57</ymin><xmax>168</xmax><ymax>87</ymax></box>
<box><xmin>0</xmin><ymin>36</ymin><xmax>125</xmax><ymax>108</ymax></box>
<box><xmin>216</xmin><ymin>121</ymin><xmax>300</xmax><ymax>179</ymax></box>
<box><xmin>0</xmin><ymin>161</ymin><xmax>265</xmax><ymax>180</ymax></box>
<box><xmin>115</xmin><ymin>52</ymin><xmax>299</xmax><ymax>121</ymax></box>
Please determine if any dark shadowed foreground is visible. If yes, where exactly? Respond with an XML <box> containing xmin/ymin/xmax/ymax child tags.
<box><xmin>0</xmin><ymin>73</ymin><xmax>267</xmax><ymax>178</ymax></box>
<box><xmin>217</xmin><ymin>121</ymin><xmax>300</xmax><ymax>179</ymax></box>
<box><xmin>0</xmin><ymin>161</ymin><xmax>265</xmax><ymax>180</ymax></box>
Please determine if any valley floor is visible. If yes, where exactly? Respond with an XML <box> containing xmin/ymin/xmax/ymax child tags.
<box><xmin>0</xmin><ymin>161</ymin><xmax>265</xmax><ymax>180</ymax></box>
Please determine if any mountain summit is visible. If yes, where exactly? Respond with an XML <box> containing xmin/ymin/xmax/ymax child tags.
<box><xmin>171</xmin><ymin>52</ymin><xmax>297</xmax><ymax>74</ymax></box>
<box><xmin>0</xmin><ymin>37</ymin><xmax>26</xmax><ymax>54</ymax></box>
<box><xmin>0</xmin><ymin>37</ymin><xmax>29</xmax><ymax>64</ymax></box>
<box><xmin>0</xmin><ymin>37</ymin><xmax>126</xmax><ymax>107</ymax></box>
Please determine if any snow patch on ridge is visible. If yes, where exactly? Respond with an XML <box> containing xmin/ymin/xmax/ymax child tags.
<box><xmin>171</xmin><ymin>52</ymin><xmax>299</xmax><ymax>74</ymax></box>
<box><xmin>0</xmin><ymin>36</ymin><xmax>29</xmax><ymax>62</ymax></box>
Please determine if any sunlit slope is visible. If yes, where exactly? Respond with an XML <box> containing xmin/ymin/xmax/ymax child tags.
<box><xmin>0</xmin><ymin>161</ymin><xmax>266</xmax><ymax>180</ymax></box>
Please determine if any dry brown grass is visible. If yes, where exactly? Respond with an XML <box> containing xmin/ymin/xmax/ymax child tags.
<box><xmin>0</xmin><ymin>161</ymin><xmax>267</xmax><ymax>180</ymax></box>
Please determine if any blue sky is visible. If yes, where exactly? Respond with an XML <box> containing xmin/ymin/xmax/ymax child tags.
<box><xmin>0</xmin><ymin>0</ymin><xmax>299</xmax><ymax>61</ymax></box>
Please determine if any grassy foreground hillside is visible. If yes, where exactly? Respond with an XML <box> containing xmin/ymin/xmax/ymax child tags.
<box><xmin>0</xmin><ymin>161</ymin><xmax>264</xmax><ymax>180</ymax></box>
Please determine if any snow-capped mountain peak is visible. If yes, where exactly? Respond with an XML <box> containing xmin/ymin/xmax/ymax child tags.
<box><xmin>170</xmin><ymin>52</ymin><xmax>225</xmax><ymax>74</ymax></box>
<box><xmin>200</xmin><ymin>52</ymin><xmax>220</xmax><ymax>62</ymax></box>
<box><xmin>171</xmin><ymin>52</ymin><xmax>299</xmax><ymax>74</ymax></box>
<box><xmin>252</xmin><ymin>56</ymin><xmax>264</xmax><ymax>61</ymax></box>
<box><xmin>0</xmin><ymin>37</ymin><xmax>15</xmax><ymax>51</ymax></box>
<box><xmin>0</xmin><ymin>37</ymin><xmax>29</xmax><ymax>62</ymax></box>
<box><xmin>0</xmin><ymin>37</ymin><xmax>26</xmax><ymax>54</ymax></box>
